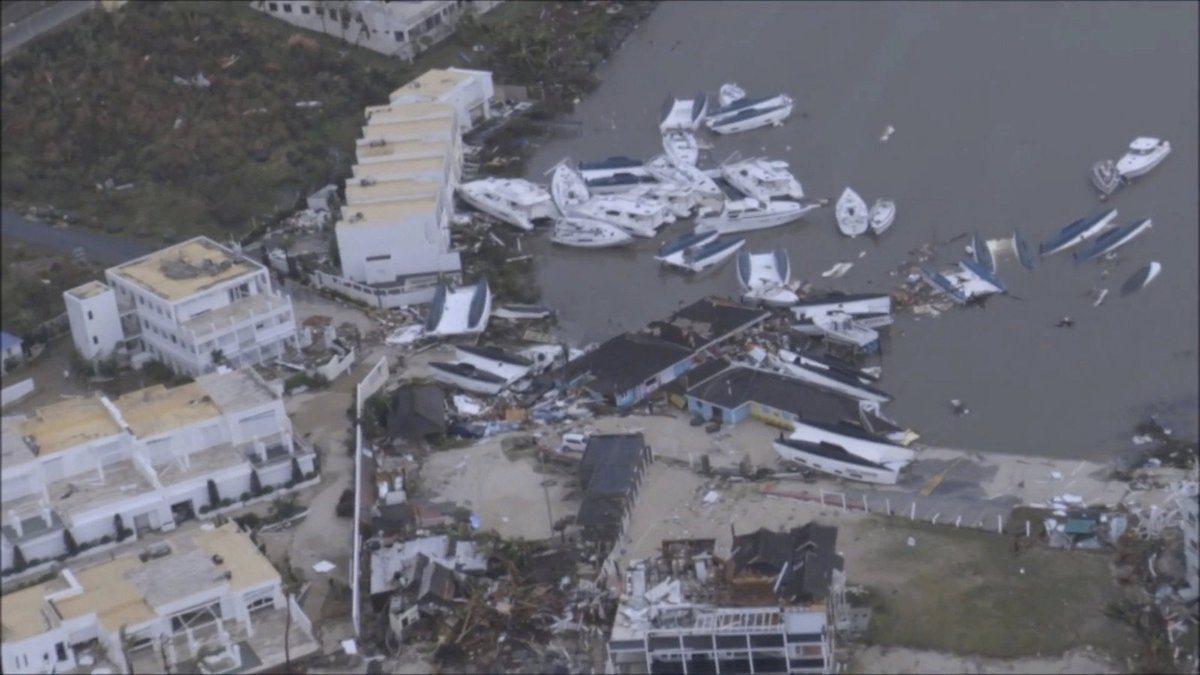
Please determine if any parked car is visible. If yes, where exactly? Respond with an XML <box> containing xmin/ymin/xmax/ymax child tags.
<box><xmin>336</xmin><ymin>489</ymin><xmax>354</xmax><ymax>518</ymax></box>
<box><xmin>560</xmin><ymin>432</ymin><xmax>590</xmax><ymax>453</ymax></box>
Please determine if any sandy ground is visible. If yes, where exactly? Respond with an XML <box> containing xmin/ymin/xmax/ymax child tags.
<box><xmin>849</xmin><ymin>646</ymin><xmax>1122</xmax><ymax>674</ymax></box>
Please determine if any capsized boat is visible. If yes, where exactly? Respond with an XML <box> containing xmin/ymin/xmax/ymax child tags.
<box><xmin>972</xmin><ymin>232</ymin><xmax>995</xmax><ymax>275</ymax></box>
<box><xmin>429</xmin><ymin>361</ymin><xmax>508</xmax><ymax>395</ymax></box>
<box><xmin>869</xmin><ymin>199</ymin><xmax>896</xmax><ymax>235</ymax></box>
<box><xmin>718</xmin><ymin>82</ymin><xmax>747</xmax><ymax>108</ymax></box>
<box><xmin>493</xmin><ymin>304</ymin><xmax>557</xmax><ymax>321</ymax></box>
<box><xmin>550</xmin><ymin>217</ymin><xmax>635</xmax><ymax>248</ymax></box>
<box><xmin>1116</xmin><ymin>137</ymin><xmax>1171</xmax><ymax>178</ymax></box>
<box><xmin>1038</xmin><ymin>208</ymin><xmax>1118</xmax><ymax>256</ymax></box>
<box><xmin>667</xmin><ymin>237</ymin><xmax>746</xmax><ymax>273</ymax></box>
<box><xmin>662</xmin><ymin>130</ymin><xmax>700</xmax><ymax>167</ymax></box>
<box><xmin>455</xmin><ymin>344</ymin><xmax>534</xmax><ymax>384</ymax></box>
<box><xmin>959</xmin><ymin>259</ymin><xmax>1007</xmax><ymax>294</ymax></box>
<box><xmin>721</xmin><ymin>158</ymin><xmax>804</xmax><ymax>202</ymax></box>
<box><xmin>659</xmin><ymin>93</ymin><xmax>708</xmax><ymax>133</ymax></box>
<box><xmin>424</xmin><ymin>279</ymin><xmax>492</xmax><ymax>337</ymax></box>
<box><xmin>920</xmin><ymin>268</ymin><xmax>969</xmax><ymax>304</ymax></box>
<box><xmin>773</xmin><ymin>348</ymin><xmax>893</xmax><ymax>404</ymax></box>
<box><xmin>694</xmin><ymin>198</ymin><xmax>818</xmax><ymax>235</ymax></box>
<box><xmin>1012</xmin><ymin>228</ymin><xmax>1037</xmax><ymax>270</ymax></box>
<box><xmin>736</xmin><ymin>249</ymin><xmax>797</xmax><ymax>306</ymax></box>
<box><xmin>835</xmin><ymin>187</ymin><xmax>869</xmax><ymax>237</ymax></box>
<box><xmin>1120</xmin><ymin>261</ymin><xmax>1162</xmax><ymax>296</ymax></box>
<box><xmin>791</xmin><ymin>293</ymin><xmax>892</xmax><ymax>323</ymax></box>
<box><xmin>1072</xmin><ymin>218</ymin><xmax>1152</xmax><ymax>264</ymax></box>
<box><xmin>654</xmin><ymin>229</ymin><xmax>720</xmax><ymax>266</ymax></box>
<box><xmin>705</xmin><ymin>95</ymin><xmax>794</xmax><ymax>135</ymax></box>
<box><xmin>457</xmin><ymin>178</ymin><xmax>556</xmax><ymax>231</ymax></box>
<box><xmin>549</xmin><ymin>162</ymin><xmax>590</xmax><ymax>214</ymax></box>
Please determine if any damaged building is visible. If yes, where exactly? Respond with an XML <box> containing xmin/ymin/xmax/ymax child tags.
<box><xmin>577</xmin><ymin>434</ymin><xmax>654</xmax><ymax>555</ymax></box>
<box><xmin>607</xmin><ymin>523</ymin><xmax>846</xmax><ymax>675</ymax></box>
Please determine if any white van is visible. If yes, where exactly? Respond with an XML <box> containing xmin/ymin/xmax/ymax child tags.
<box><xmin>559</xmin><ymin>432</ymin><xmax>590</xmax><ymax>453</ymax></box>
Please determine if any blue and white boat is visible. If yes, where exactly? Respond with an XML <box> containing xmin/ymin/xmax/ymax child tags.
<box><xmin>577</xmin><ymin>156</ymin><xmax>657</xmax><ymax>194</ymax></box>
<box><xmin>773</xmin><ymin>436</ymin><xmax>902</xmax><ymax>485</ymax></box>
<box><xmin>959</xmin><ymin>259</ymin><xmax>1007</xmax><ymax>294</ymax></box>
<box><xmin>1038</xmin><ymin>208</ymin><xmax>1118</xmax><ymax>256</ymax></box>
<box><xmin>972</xmin><ymin>232</ymin><xmax>995</xmax><ymax>275</ymax></box>
<box><xmin>1120</xmin><ymin>261</ymin><xmax>1162</xmax><ymax>296</ymax></box>
<box><xmin>1012</xmin><ymin>229</ymin><xmax>1037</xmax><ymax>270</ymax></box>
<box><xmin>1072</xmin><ymin>218</ymin><xmax>1152</xmax><ymax>264</ymax></box>
<box><xmin>425</xmin><ymin>279</ymin><xmax>492</xmax><ymax>337</ymax></box>
<box><xmin>654</xmin><ymin>229</ymin><xmax>719</xmax><ymax>266</ymax></box>
<box><xmin>705</xmin><ymin>94</ymin><xmax>794</xmax><ymax>135</ymax></box>
<box><xmin>666</xmin><ymin>237</ymin><xmax>746</xmax><ymax>273</ymax></box>
<box><xmin>694</xmin><ymin>198</ymin><xmax>818</xmax><ymax>235</ymax></box>
<box><xmin>659</xmin><ymin>93</ymin><xmax>708</xmax><ymax>133</ymax></box>
<box><xmin>773</xmin><ymin>349</ymin><xmax>893</xmax><ymax>404</ymax></box>
<box><xmin>921</xmin><ymin>267</ymin><xmax>970</xmax><ymax>304</ymax></box>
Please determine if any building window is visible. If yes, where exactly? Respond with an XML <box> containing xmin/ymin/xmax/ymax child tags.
<box><xmin>93</xmin><ymin>336</ymin><xmax>99</xmax><ymax>345</ymax></box>
<box><xmin>283</xmin><ymin>3</ymin><xmax>293</xmax><ymax>13</ymax></box>
<box><xmin>87</xmin><ymin>310</ymin><xmax>94</xmax><ymax>320</ymax></box>
<box><xmin>329</xmin><ymin>8</ymin><xmax>338</xmax><ymax>20</ymax></box>
<box><xmin>55</xmin><ymin>643</ymin><xmax>67</xmax><ymax>662</ymax></box>
<box><xmin>170</xmin><ymin>335</ymin><xmax>177</xmax><ymax>344</ymax></box>
<box><xmin>138</xmin><ymin>296</ymin><xmax>145</xmax><ymax>305</ymax></box>
<box><xmin>268</xmin><ymin>2</ymin><xmax>278</xmax><ymax>10</ymax></box>
<box><xmin>395</xmin><ymin>30</ymin><xmax>405</xmax><ymax>42</ymax></box>
<box><xmin>300</xmin><ymin>5</ymin><xmax>310</xmax><ymax>14</ymax></box>
<box><xmin>315</xmin><ymin>6</ymin><xmax>323</xmax><ymax>15</ymax></box>
<box><xmin>246</xmin><ymin>593</ymin><xmax>275</xmax><ymax>613</ymax></box>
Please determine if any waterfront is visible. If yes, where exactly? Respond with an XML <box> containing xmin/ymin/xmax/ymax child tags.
<box><xmin>522</xmin><ymin>1</ymin><xmax>1199</xmax><ymax>459</ymax></box>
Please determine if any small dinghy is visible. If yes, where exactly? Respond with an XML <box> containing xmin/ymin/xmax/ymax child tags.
<box><xmin>662</xmin><ymin>130</ymin><xmax>700</xmax><ymax>167</ymax></box>
<box><xmin>429</xmin><ymin>362</ymin><xmax>508</xmax><ymax>396</ymax></box>
<box><xmin>1039</xmin><ymin>208</ymin><xmax>1118</xmax><ymax>256</ymax></box>
<box><xmin>1012</xmin><ymin>228</ymin><xmax>1037</xmax><ymax>270</ymax></box>
<box><xmin>549</xmin><ymin>162</ymin><xmax>590</xmax><ymax>214</ymax></box>
<box><xmin>493</xmin><ymin>304</ymin><xmax>557</xmax><ymax>321</ymax></box>
<box><xmin>668</xmin><ymin>237</ymin><xmax>746</xmax><ymax>273</ymax></box>
<box><xmin>736</xmin><ymin>249</ymin><xmax>798</xmax><ymax>306</ymax></box>
<box><xmin>550</xmin><ymin>217</ymin><xmax>635</xmax><ymax>248</ymax></box>
<box><xmin>654</xmin><ymin>229</ymin><xmax>719</xmax><ymax>266</ymax></box>
<box><xmin>1072</xmin><ymin>218</ymin><xmax>1152</xmax><ymax>264</ymax></box>
<box><xmin>1116</xmin><ymin>137</ymin><xmax>1171</xmax><ymax>178</ymax></box>
<box><xmin>1120</xmin><ymin>261</ymin><xmax>1162</xmax><ymax>296</ymax></box>
<box><xmin>972</xmin><ymin>232</ymin><xmax>995</xmax><ymax>275</ymax></box>
<box><xmin>1091</xmin><ymin>159</ymin><xmax>1122</xmax><ymax>197</ymax></box>
<box><xmin>869</xmin><ymin>199</ymin><xmax>896</xmax><ymax>235</ymax></box>
<box><xmin>718</xmin><ymin>82</ymin><xmax>747</xmax><ymax>108</ymax></box>
<box><xmin>835</xmin><ymin>188</ymin><xmax>869</xmax><ymax>237</ymax></box>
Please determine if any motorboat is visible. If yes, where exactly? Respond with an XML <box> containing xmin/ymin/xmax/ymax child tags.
<box><xmin>705</xmin><ymin>94</ymin><xmax>794</xmax><ymax>135</ymax></box>
<box><xmin>972</xmin><ymin>232</ymin><xmax>995</xmax><ymax>275</ymax></box>
<box><xmin>1116</xmin><ymin>137</ymin><xmax>1171</xmax><ymax>178</ymax></box>
<box><xmin>549</xmin><ymin>162</ymin><xmax>590</xmax><ymax>214</ymax></box>
<box><xmin>659</xmin><ymin>93</ymin><xmax>708</xmax><ymax>133</ymax></box>
<box><xmin>694</xmin><ymin>198</ymin><xmax>818</xmax><ymax>235</ymax></box>
<box><xmin>455</xmin><ymin>344</ymin><xmax>534</xmax><ymax>384</ymax></box>
<box><xmin>424</xmin><ymin>279</ymin><xmax>491</xmax><ymax>337</ymax></box>
<box><xmin>718</xmin><ymin>82</ymin><xmax>747</xmax><ymax>108</ymax></box>
<box><xmin>1120</xmin><ymin>261</ymin><xmax>1162</xmax><ymax>296</ymax></box>
<box><xmin>662</xmin><ymin>130</ymin><xmax>700</xmax><ymax>167</ymax></box>
<box><xmin>666</xmin><ymin>237</ymin><xmax>746</xmax><ymax>273</ymax></box>
<box><xmin>773</xmin><ymin>348</ymin><xmax>892</xmax><ymax>404</ymax></box>
<box><xmin>569</xmin><ymin>195</ymin><xmax>674</xmax><ymax>238</ymax></box>
<box><xmin>720</xmin><ymin>158</ymin><xmax>805</xmax><ymax>202</ymax></box>
<box><xmin>1012</xmin><ymin>229</ymin><xmax>1037</xmax><ymax>270</ymax></box>
<box><xmin>1038</xmin><ymin>208</ymin><xmax>1118</xmax><ymax>256</ymax></box>
<box><xmin>736</xmin><ymin>249</ymin><xmax>798</xmax><ymax>306</ymax></box>
<box><xmin>788</xmin><ymin>418</ymin><xmax>915</xmax><ymax>466</ymax></box>
<box><xmin>835</xmin><ymin>188</ymin><xmax>869</xmax><ymax>237</ymax></box>
<box><xmin>429</xmin><ymin>361</ymin><xmax>508</xmax><ymax>395</ymax></box>
<box><xmin>1072</xmin><ymin>218</ymin><xmax>1152</xmax><ymax>264</ymax></box>
<box><xmin>457</xmin><ymin>178</ymin><xmax>556</xmax><ymax>231</ymax></box>
<box><xmin>791</xmin><ymin>293</ymin><xmax>891</xmax><ymax>323</ymax></box>
<box><xmin>493</xmin><ymin>304</ymin><xmax>557</xmax><ymax>321</ymax></box>
<box><xmin>812</xmin><ymin>311</ymin><xmax>880</xmax><ymax>350</ymax></box>
<box><xmin>1091</xmin><ymin>159</ymin><xmax>1122</xmax><ymax>197</ymax></box>
<box><xmin>550</xmin><ymin>216</ymin><xmax>635</xmax><ymax>248</ymax></box>
<box><xmin>654</xmin><ymin>229</ymin><xmax>720</xmax><ymax>266</ymax></box>
<box><xmin>869</xmin><ymin>199</ymin><xmax>896</xmax><ymax>235</ymax></box>
<box><xmin>773</xmin><ymin>435</ymin><xmax>902</xmax><ymax>485</ymax></box>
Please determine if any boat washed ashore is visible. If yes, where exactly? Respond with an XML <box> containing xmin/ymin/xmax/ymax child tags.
<box><xmin>457</xmin><ymin>178</ymin><xmax>556</xmax><ymax>231</ymax></box>
<box><xmin>737</xmin><ymin>249</ymin><xmax>798</xmax><ymax>306</ymax></box>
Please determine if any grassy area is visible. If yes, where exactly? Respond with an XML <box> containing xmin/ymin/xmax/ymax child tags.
<box><xmin>854</xmin><ymin>518</ymin><xmax>1136</xmax><ymax>659</ymax></box>
<box><xmin>0</xmin><ymin>242</ymin><xmax>102</xmax><ymax>339</ymax></box>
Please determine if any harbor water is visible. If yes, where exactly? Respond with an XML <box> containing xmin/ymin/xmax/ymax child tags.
<box><xmin>520</xmin><ymin>1</ymin><xmax>1199</xmax><ymax>460</ymax></box>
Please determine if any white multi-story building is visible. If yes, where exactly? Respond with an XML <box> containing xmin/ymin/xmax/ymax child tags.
<box><xmin>251</xmin><ymin>0</ymin><xmax>502</xmax><ymax>62</ymax></box>
<box><xmin>1</xmin><ymin>368</ymin><xmax>316</xmax><ymax>575</ymax></box>
<box><xmin>64</xmin><ymin>237</ymin><xmax>298</xmax><ymax>377</ymax></box>
<box><xmin>1</xmin><ymin>522</ymin><xmax>318</xmax><ymax>674</ymax></box>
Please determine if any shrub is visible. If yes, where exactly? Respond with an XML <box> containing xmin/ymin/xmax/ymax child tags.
<box><xmin>199</xmin><ymin>505</ymin><xmax>212</xmax><ymax>514</ymax></box>
<box><xmin>285</xmin><ymin>479</ymin><xmax>296</xmax><ymax>489</ymax></box>
<box><xmin>291</xmin><ymin>457</ymin><xmax>304</xmax><ymax>485</ymax></box>
<box><xmin>241</xmin><ymin>491</ymin><xmax>252</xmax><ymax>502</ymax></box>
<box><xmin>304</xmin><ymin>470</ymin><xmax>317</xmax><ymax>480</ymax></box>
<box><xmin>220</xmin><ymin>498</ymin><xmax>233</xmax><ymax>507</ymax></box>
<box><xmin>263</xmin><ymin>485</ymin><xmax>275</xmax><ymax>495</ymax></box>
<box><xmin>237</xmin><ymin>513</ymin><xmax>261</xmax><ymax>530</ymax></box>
<box><xmin>207</xmin><ymin>479</ymin><xmax>221</xmax><ymax>509</ymax></box>
<box><xmin>78</xmin><ymin>541</ymin><xmax>92</xmax><ymax>552</ymax></box>
<box><xmin>113</xmin><ymin>514</ymin><xmax>129</xmax><ymax>542</ymax></box>
<box><xmin>27</xmin><ymin>557</ymin><xmax>44</xmax><ymax>568</ymax></box>
<box><xmin>99</xmin><ymin>535</ymin><xmax>112</xmax><ymax>544</ymax></box>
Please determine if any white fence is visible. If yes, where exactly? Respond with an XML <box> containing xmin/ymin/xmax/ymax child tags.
<box><xmin>315</xmin><ymin>348</ymin><xmax>356</xmax><ymax>382</ymax></box>
<box><xmin>350</xmin><ymin>356</ymin><xmax>388</xmax><ymax>637</ymax></box>
<box><xmin>0</xmin><ymin>378</ymin><xmax>35</xmax><ymax>409</ymax></box>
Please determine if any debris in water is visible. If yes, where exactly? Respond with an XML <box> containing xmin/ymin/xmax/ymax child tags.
<box><xmin>906</xmin><ymin>536</ymin><xmax>915</xmax><ymax>546</ymax></box>
<box><xmin>858</xmin><ymin>250</ymin><xmax>867</xmax><ymax>258</ymax></box>
<box><xmin>1055</xmin><ymin>316</ymin><xmax>1075</xmax><ymax>328</ymax></box>
<box><xmin>820</xmin><ymin>262</ymin><xmax>854</xmax><ymax>278</ymax></box>
<box><xmin>880</xmin><ymin>125</ymin><xmax>896</xmax><ymax>142</ymax></box>
<box><xmin>1091</xmin><ymin>288</ymin><xmax>1109</xmax><ymax>307</ymax></box>
<box><xmin>950</xmin><ymin>399</ymin><xmax>970</xmax><ymax>416</ymax></box>
<box><xmin>1132</xmin><ymin>434</ymin><xmax>1153</xmax><ymax>445</ymax></box>
<box><xmin>702</xmin><ymin>490</ymin><xmax>720</xmax><ymax>505</ymax></box>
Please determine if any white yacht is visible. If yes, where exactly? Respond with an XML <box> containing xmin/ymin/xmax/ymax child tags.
<box><xmin>569</xmin><ymin>194</ymin><xmax>674</xmax><ymax>238</ymax></box>
<box><xmin>705</xmin><ymin>94</ymin><xmax>793</xmax><ymax>135</ymax></box>
<box><xmin>835</xmin><ymin>187</ymin><xmax>869</xmax><ymax>237</ymax></box>
<box><xmin>659</xmin><ymin>93</ymin><xmax>708</xmax><ymax>133</ymax></box>
<box><xmin>457</xmin><ymin>178</ymin><xmax>556</xmax><ymax>231</ymax></box>
<box><xmin>550</xmin><ymin>216</ymin><xmax>635</xmax><ymax>248</ymax></box>
<box><xmin>549</xmin><ymin>162</ymin><xmax>590</xmax><ymax>214</ymax></box>
<box><xmin>721</xmin><ymin>158</ymin><xmax>805</xmax><ymax>203</ymax></box>
<box><xmin>694</xmin><ymin>198</ymin><xmax>818</xmax><ymax>235</ymax></box>
<box><xmin>1115</xmin><ymin>137</ymin><xmax>1171</xmax><ymax>178</ymax></box>
<box><xmin>662</xmin><ymin>130</ymin><xmax>700</xmax><ymax>167</ymax></box>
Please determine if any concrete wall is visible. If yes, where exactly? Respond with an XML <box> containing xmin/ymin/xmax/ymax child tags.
<box><xmin>1</xmin><ymin>378</ymin><xmax>36</xmax><ymax>409</ymax></box>
<box><xmin>64</xmin><ymin>285</ymin><xmax>124</xmax><ymax>360</ymax></box>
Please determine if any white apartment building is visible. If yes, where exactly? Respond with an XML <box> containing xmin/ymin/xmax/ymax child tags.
<box><xmin>0</xmin><ymin>368</ymin><xmax>316</xmax><ymax>575</ymax></box>
<box><xmin>385</xmin><ymin>67</ymin><xmax>496</xmax><ymax>133</ymax></box>
<box><xmin>251</xmin><ymin>0</ymin><xmax>502</xmax><ymax>62</ymax></box>
<box><xmin>65</xmin><ymin>237</ymin><xmax>298</xmax><ymax>377</ymax></box>
<box><xmin>1</xmin><ymin>522</ymin><xmax>318</xmax><ymax>674</ymax></box>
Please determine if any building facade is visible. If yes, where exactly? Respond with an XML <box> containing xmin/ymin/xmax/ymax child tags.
<box><xmin>64</xmin><ymin>237</ymin><xmax>299</xmax><ymax>377</ymax></box>
<box><xmin>1</xmin><ymin>369</ymin><xmax>316</xmax><ymax>575</ymax></box>
<box><xmin>251</xmin><ymin>1</ymin><xmax>502</xmax><ymax>62</ymax></box>
<box><xmin>1</xmin><ymin>523</ymin><xmax>318</xmax><ymax>674</ymax></box>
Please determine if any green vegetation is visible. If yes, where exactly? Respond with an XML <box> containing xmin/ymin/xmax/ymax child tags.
<box><xmin>0</xmin><ymin>243</ymin><xmax>101</xmax><ymax>340</ymax></box>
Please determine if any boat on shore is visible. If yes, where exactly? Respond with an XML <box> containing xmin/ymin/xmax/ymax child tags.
<box><xmin>666</xmin><ymin>237</ymin><xmax>746</xmax><ymax>273</ymax></box>
<box><xmin>1072</xmin><ymin>218</ymin><xmax>1152</xmax><ymax>264</ymax></box>
<box><xmin>773</xmin><ymin>348</ymin><xmax>893</xmax><ymax>404</ymax></box>
<box><xmin>425</xmin><ymin>279</ymin><xmax>491</xmax><ymax>337</ymax></box>
<box><xmin>737</xmin><ymin>249</ymin><xmax>798</xmax><ymax>306</ymax></box>
<box><xmin>550</xmin><ymin>217</ymin><xmax>635</xmax><ymax>248</ymax></box>
<box><xmin>772</xmin><ymin>435</ymin><xmax>902</xmax><ymax>485</ymax></box>
<box><xmin>812</xmin><ymin>311</ymin><xmax>880</xmax><ymax>350</ymax></box>
<box><xmin>789</xmin><ymin>418</ymin><xmax>916</xmax><ymax>466</ymax></box>
<box><xmin>869</xmin><ymin>199</ymin><xmax>896</xmax><ymax>235</ymax></box>
<box><xmin>429</xmin><ymin>361</ymin><xmax>508</xmax><ymax>395</ymax></box>
<box><xmin>457</xmin><ymin>178</ymin><xmax>555</xmax><ymax>231</ymax></box>
<box><xmin>1038</xmin><ymin>208</ymin><xmax>1118</xmax><ymax>256</ymax></box>
<box><xmin>694</xmin><ymin>198</ymin><xmax>818</xmax><ymax>235</ymax></box>
<box><xmin>493</xmin><ymin>304</ymin><xmax>556</xmax><ymax>321</ymax></box>
<box><xmin>835</xmin><ymin>187</ymin><xmax>869</xmax><ymax>237</ymax></box>
<box><xmin>454</xmin><ymin>344</ymin><xmax>534</xmax><ymax>384</ymax></box>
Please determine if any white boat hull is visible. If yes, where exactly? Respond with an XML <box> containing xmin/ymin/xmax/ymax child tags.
<box><xmin>792</xmin><ymin>295</ymin><xmax>891</xmax><ymax>322</ymax></box>
<box><xmin>773</xmin><ymin>438</ymin><xmax>901</xmax><ymax>485</ymax></box>
<box><xmin>706</xmin><ymin>97</ymin><xmax>794</xmax><ymax>135</ymax></box>
<box><xmin>665</xmin><ymin>239</ymin><xmax>746</xmax><ymax>273</ymax></box>
<box><xmin>722</xmin><ymin>159</ymin><xmax>805</xmax><ymax>203</ymax></box>
<box><xmin>662</xmin><ymin>131</ymin><xmax>700</xmax><ymax>167</ymax></box>
<box><xmin>454</xmin><ymin>349</ymin><xmax>532</xmax><ymax>384</ymax></box>
<box><xmin>695</xmin><ymin>200</ymin><xmax>815</xmax><ymax>234</ymax></box>
<box><xmin>788</xmin><ymin>422</ymin><xmax>915</xmax><ymax>467</ymax></box>
<box><xmin>457</xmin><ymin>187</ymin><xmax>535</xmax><ymax>231</ymax></box>
<box><xmin>774</xmin><ymin>359</ymin><xmax>891</xmax><ymax>405</ymax></box>
<box><xmin>568</xmin><ymin>199</ymin><xmax>670</xmax><ymax>238</ymax></box>
<box><xmin>550</xmin><ymin>163</ymin><xmax>590</xmax><ymax>214</ymax></box>
<box><xmin>551</xmin><ymin>217</ymin><xmax>635</xmax><ymax>248</ymax></box>
<box><xmin>430</xmin><ymin>365</ymin><xmax>506</xmax><ymax>395</ymax></box>
<box><xmin>1046</xmin><ymin>209</ymin><xmax>1119</xmax><ymax>255</ymax></box>
<box><xmin>836</xmin><ymin>187</ymin><xmax>869</xmax><ymax>237</ymax></box>
<box><xmin>1116</xmin><ymin>139</ymin><xmax>1171</xmax><ymax>178</ymax></box>
<box><xmin>743</xmin><ymin>286</ymin><xmax>799</xmax><ymax>307</ymax></box>
<box><xmin>869</xmin><ymin>200</ymin><xmax>896</xmax><ymax>235</ymax></box>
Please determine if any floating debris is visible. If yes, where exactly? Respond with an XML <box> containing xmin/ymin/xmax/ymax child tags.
<box><xmin>880</xmin><ymin>125</ymin><xmax>896</xmax><ymax>142</ymax></box>
<box><xmin>1091</xmin><ymin>288</ymin><xmax>1109</xmax><ymax>307</ymax></box>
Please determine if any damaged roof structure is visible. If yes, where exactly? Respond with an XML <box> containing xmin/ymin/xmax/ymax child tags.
<box><xmin>686</xmin><ymin>364</ymin><xmax>869</xmax><ymax>430</ymax></box>
<box><xmin>641</xmin><ymin>297</ymin><xmax>771</xmax><ymax>352</ymax></box>
<box><xmin>387</xmin><ymin>383</ymin><xmax>447</xmax><ymax>441</ymax></box>
<box><xmin>577</xmin><ymin>434</ymin><xmax>653</xmax><ymax>549</ymax></box>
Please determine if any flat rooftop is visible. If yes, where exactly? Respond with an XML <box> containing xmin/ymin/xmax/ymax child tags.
<box><xmin>353</xmin><ymin>154</ymin><xmax>450</xmax><ymax>180</ymax></box>
<box><xmin>20</xmin><ymin>398</ymin><xmax>121</xmax><ymax>456</ymax></box>
<box><xmin>1</xmin><ymin>416</ymin><xmax>37</xmax><ymax>470</ymax></box>
<box><xmin>365</xmin><ymin>101</ymin><xmax>457</xmax><ymax>123</ymax></box>
<box><xmin>336</xmin><ymin>197</ymin><xmax>441</xmax><ymax>229</ymax></box>
<box><xmin>114</xmin><ymin>382</ymin><xmax>222</xmax><ymax>439</ymax></box>
<box><xmin>389</xmin><ymin>68</ymin><xmax>474</xmax><ymax>101</ymax></box>
<box><xmin>3</xmin><ymin>523</ymin><xmax>278</xmax><ymax>643</ymax></box>
<box><xmin>109</xmin><ymin>237</ymin><xmax>261</xmax><ymax>302</ymax></box>
<box><xmin>65</xmin><ymin>280</ymin><xmax>111</xmax><ymax>300</ymax></box>
<box><xmin>352</xmin><ymin>138</ymin><xmax>449</xmax><ymax>164</ymax></box>
<box><xmin>346</xmin><ymin>176</ymin><xmax>444</xmax><ymax>205</ymax></box>
<box><xmin>360</xmin><ymin>118</ymin><xmax>455</xmax><ymax>144</ymax></box>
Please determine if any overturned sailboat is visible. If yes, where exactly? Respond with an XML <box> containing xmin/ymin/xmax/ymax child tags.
<box><xmin>773</xmin><ymin>348</ymin><xmax>893</xmax><ymax>404</ymax></box>
<box><xmin>736</xmin><ymin>249</ymin><xmax>798</xmax><ymax>306</ymax></box>
<box><xmin>424</xmin><ymin>278</ymin><xmax>492</xmax><ymax>338</ymax></box>
<box><xmin>1072</xmin><ymin>218</ymin><xmax>1152</xmax><ymax>264</ymax></box>
<box><xmin>1039</xmin><ymin>208</ymin><xmax>1118</xmax><ymax>256</ymax></box>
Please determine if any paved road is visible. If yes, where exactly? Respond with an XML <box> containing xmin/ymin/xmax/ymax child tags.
<box><xmin>1</xmin><ymin>208</ymin><xmax>153</xmax><ymax>266</ymax></box>
<box><xmin>1</xmin><ymin>1</ymin><xmax>95</xmax><ymax>60</ymax></box>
